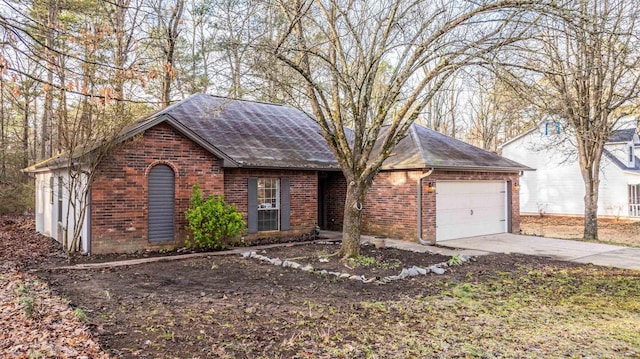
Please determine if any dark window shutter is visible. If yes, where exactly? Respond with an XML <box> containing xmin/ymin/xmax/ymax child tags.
<box><xmin>248</xmin><ymin>177</ymin><xmax>258</xmax><ymax>233</ymax></box>
<box><xmin>280</xmin><ymin>178</ymin><xmax>290</xmax><ymax>231</ymax></box>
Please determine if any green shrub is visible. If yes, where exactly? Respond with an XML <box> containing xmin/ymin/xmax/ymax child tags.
<box><xmin>185</xmin><ymin>183</ymin><xmax>245</xmax><ymax>250</ymax></box>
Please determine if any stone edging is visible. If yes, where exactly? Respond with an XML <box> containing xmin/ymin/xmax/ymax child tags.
<box><xmin>241</xmin><ymin>251</ymin><xmax>474</xmax><ymax>285</ymax></box>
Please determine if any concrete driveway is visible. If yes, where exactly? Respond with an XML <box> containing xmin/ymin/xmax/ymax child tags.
<box><xmin>439</xmin><ymin>233</ymin><xmax>640</xmax><ymax>270</ymax></box>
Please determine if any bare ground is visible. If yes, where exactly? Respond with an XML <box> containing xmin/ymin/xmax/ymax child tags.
<box><xmin>2</xmin><ymin>215</ymin><xmax>640</xmax><ymax>358</ymax></box>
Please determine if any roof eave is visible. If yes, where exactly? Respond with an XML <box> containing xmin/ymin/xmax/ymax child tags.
<box><xmin>381</xmin><ymin>164</ymin><xmax>534</xmax><ymax>172</ymax></box>
<box><xmin>228</xmin><ymin>163</ymin><xmax>342</xmax><ymax>171</ymax></box>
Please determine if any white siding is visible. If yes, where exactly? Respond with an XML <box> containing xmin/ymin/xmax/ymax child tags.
<box><xmin>502</xmin><ymin>125</ymin><xmax>639</xmax><ymax>218</ymax></box>
<box><xmin>34</xmin><ymin>173</ymin><xmax>53</xmax><ymax>236</ymax></box>
<box><xmin>34</xmin><ymin>169</ymin><xmax>91</xmax><ymax>252</ymax></box>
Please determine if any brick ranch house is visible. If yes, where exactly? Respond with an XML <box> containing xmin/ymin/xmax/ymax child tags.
<box><xmin>26</xmin><ymin>94</ymin><xmax>530</xmax><ymax>254</ymax></box>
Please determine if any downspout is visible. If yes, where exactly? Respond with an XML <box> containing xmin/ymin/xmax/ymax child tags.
<box><xmin>417</xmin><ymin>168</ymin><xmax>434</xmax><ymax>245</ymax></box>
<box><xmin>86</xmin><ymin>183</ymin><xmax>92</xmax><ymax>255</ymax></box>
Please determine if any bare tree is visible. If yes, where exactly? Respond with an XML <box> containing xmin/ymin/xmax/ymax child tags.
<box><xmin>465</xmin><ymin>70</ymin><xmax>530</xmax><ymax>151</ymax></box>
<box><xmin>421</xmin><ymin>75</ymin><xmax>462</xmax><ymax>138</ymax></box>
<box><xmin>502</xmin><ymin>0</ymin><xmax>640</xmax><ymax>239</ymax></box>
<box><xmin>39</xmin><ymin>0</ymin><xmax>59</xmax><ymax>159</ymax></box>
<box><xmin>272</xmin><ymin>0</ymin><xmax>544</xmax><ymax>258</ymax></box>
<box><xmin>147</xmin><ymin>0</ymin><xmax>185</xmax><ymax>108</ymax></box>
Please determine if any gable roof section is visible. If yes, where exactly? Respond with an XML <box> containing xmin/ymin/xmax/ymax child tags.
<box><xmin>608</xmin><ymin>128</ymin><xmax>637</xmax><ymax>143</ymax></box>
<box><xmin>603</xmin><ymin>149</ymin><xmax>640</xmax><ymax>174</ymax></box>
<box><xmin>159</xmin><ymin>94</ymin><xmax>340</xmax><ymax>170</ymax></box>
<box><xmin>501</xmin><ymin>120</ymin><xmax>639</xmax><ymax>149</ymax></box>
<box><xmin>381</xmin><ymin>123</ymin><xmax>531</xmax><ymax>171</ymax></box>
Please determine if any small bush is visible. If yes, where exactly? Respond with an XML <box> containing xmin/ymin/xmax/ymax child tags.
<box><xmin>185</xmin><ymin>183</ymin><xmax>245</xmax><ymax>250</ymax></box>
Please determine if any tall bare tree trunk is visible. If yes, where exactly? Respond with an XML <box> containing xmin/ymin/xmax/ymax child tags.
<box><xmin>41</xmin><ymin>0</ymin><xmax>58</xmax><ymax>159</ymax></box>
<box><xmin>339</xmin><ymin>179</ymin><xmax>368</xmax><ymax>258</ymax></box>
<box><xmin>340</xmin><ymin>181</ymin><xmax>363</xmax><ymax>257</ymax></box>
<box><xmin>113</xmin><ymin>0</ymin><xmax>129</xmax><ymax>119</ymax></box>
<box><xmin>22</xmin><ymin>99</ymin><xmax>30</xmax><ymax>169</ymax></box>
<box><xmin>580</xmin><ymin>153</ymin><xmax>602</xmax><ymax>240</ymax></box>
<box><xmin>583</xmin><ymin>177</ymin><xmax>599</xmax><ymax>240</ymax></box>
<box><xmin>160</xmin><ymin>0</ymin><xmax>184</xmax><ymax>108</ymax></box>
<box><xmin>0</xmin><ymin>79</ymin><xmax>5</xmax><ymax>179</ymax></box>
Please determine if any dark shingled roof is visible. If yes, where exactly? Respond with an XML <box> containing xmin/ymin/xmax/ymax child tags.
<box><xmin>26</xmin><ymin>94</ymin><xmax>530</xmax><ymax>173</ymax></box>
<box><xmin>381</xmin><ymin>124</ymin><xmax>531</xmax><ymax>171</ymax></box>
<box><xmin>157</xmin><ymin>94</ymin><xmax>340</xmax><ymax>169</ymax></box>
<box><xmin>152</xmin><ymin>94</ymin><xmax>528</xmax><ymax>172</ymax></box>
<box><xmin>608</xmin><ymin>128</ymin><xmax>637</xmax><ymax>143</ymax></box>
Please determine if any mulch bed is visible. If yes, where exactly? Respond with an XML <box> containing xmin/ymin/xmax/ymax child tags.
<box><xmin>2</xmin><ymin>214</ymin><xmax>593</xmax><ymax>358</ymax></box>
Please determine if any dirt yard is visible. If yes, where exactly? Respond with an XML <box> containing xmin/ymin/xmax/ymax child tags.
<box><xmin>521</xmin><ymin>215</ymin><xmax>640</xmax><ymax>246</ymax></box>
<box><xmin>2</xmin><ymin>215</ymin><xmax>640</xmax><ymax>358</ymax></box>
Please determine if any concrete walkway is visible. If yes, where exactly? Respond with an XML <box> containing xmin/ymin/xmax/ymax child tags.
<box><xmin>439</xmin><ymin>233</ymin><xmax>640</xmax><ymax>270</ymax></box>
<box><xmin>322</xmin><ymin>230</ymin><xmax>640</xmax><ymax>270</ymax></box>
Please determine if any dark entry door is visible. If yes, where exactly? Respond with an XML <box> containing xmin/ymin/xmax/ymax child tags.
<box><xmin>317</xmin><ymin>175</ymin><xmax>329</xmax><ymax>229</ymax></box>
<box><xmin>148</xmin><ymin>164</ymin><xmax>175</xmax><ymax>242</ymax></box>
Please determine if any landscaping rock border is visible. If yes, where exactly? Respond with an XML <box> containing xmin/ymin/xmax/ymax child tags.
<box><xmin>241</xmin><ymin>250</ymin><xmax>474</xmax><ymax>285</ymax></box>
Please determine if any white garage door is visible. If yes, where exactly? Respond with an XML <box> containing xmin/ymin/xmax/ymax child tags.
<box><xmin>436</xmin><ymin>181</ymin><xmax>507</xmax><ymax>241</ymax></box>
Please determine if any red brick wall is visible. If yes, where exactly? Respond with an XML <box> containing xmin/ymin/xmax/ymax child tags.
<box><xmin>353</xmin><ymin>169</ymin><xmax>520</xmax><ymax>242</ymax></box>
<box><xmin>224</xmin><ymin>168</ymin><xmax>318</xmax><ymax>244</ymax></box>
<box><xmin>361</xmin><ymin>171</ymin><xmax>419</xmax><ymax>240</ymax></box>
<box><xmin>90</xmin><ymin>123</ymin><xmax>224</xmax><ymax>254</ymax></box>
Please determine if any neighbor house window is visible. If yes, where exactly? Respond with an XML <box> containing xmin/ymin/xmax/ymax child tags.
<box><xmin>257</xmin><ymin>178</ymin><xmax>279</xmax><ymax>231</ymax></box>
<box><xmin>630</xmin><ymin>184</ymin><xmax>640</xmax><ymax>217</ymax></box>
<box><xmin>630</xmin><ymin>145</ymin><xmax>634</xmax><ymax>163</ymax></box>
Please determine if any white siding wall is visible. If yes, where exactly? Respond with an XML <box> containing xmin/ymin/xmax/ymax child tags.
<box><xmin>35</xmin><ymin>173</ymin><xmax>53</xmax><ymax>236</ymax></box>
<box><xmin>502</xmin><ymin>127</ymin><xmax>635</xmax><ymax>217</ymax></box>
<box><xmin>34</xmin><ymin>170</ymin><xmax>91</xmax><ymax>252</ymax></box>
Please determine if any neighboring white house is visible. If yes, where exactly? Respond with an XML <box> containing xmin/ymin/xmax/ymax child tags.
<box><xmin>500</xmin><ymin>117</ymin><xmax>640</xmax><ymax>219</ymax></box>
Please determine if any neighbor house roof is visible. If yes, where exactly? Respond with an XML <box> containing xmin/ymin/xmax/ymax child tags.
<box><xmin>602</xmin><ymin>149</ymin><xmax>640</xmax><ymax>174</ymax></box>
<box><xmin>608</xmin><ymin>128</ymin><xmax>637</xmax><ymax>143</ymax></box>
<box><xmin>26</xmin><ymin>94</ymin><xmax>530</xmax><ymax>173</ymax></box>
<box><xmin>380</xmin><ymin>124</ymin><xmax>532</xmax><ymax>171</ymax></box>
<box><xmin>500</xmin><ymin>119</ymin><xmax>639</xmax><ymax>149</ymax></box>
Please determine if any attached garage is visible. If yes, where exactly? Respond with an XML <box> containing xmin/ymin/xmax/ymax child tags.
<box><xmin>436</xmin><ymin>181</ymin><xmax>508</xmax><ymax>241</ymax></box>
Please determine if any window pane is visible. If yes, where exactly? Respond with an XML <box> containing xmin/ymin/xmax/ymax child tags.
<box><xmin>258</xmin><ymin>209</ymin><xmax>279</xmax><ymax>231</ymax></box>
<box><xmin>257</xmin><ymin>178</ymin><xmax>279</xmax><ymax>231</ymax></box>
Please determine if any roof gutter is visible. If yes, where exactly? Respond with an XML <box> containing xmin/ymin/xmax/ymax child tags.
<box><xmin>382</xmin><ymin>165</ymin><xmax>534</xmax><ymax>172</ymax></box>
<box><xmin>417</xmin><ymin>168</ymin><xmax>435</xmax><ymax>245</ymax></box>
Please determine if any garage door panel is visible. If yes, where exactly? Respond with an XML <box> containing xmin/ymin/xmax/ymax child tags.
<box><xmin>436</xmin><ymin>181</ymin><xmax>507</xmax><ymax>242</ymax></box>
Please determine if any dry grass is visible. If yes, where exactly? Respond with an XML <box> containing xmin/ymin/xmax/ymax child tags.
<box><xmin>521</xmin><ymin>215</ymin><xmax>640</xmax><ymax>247</ymax></box>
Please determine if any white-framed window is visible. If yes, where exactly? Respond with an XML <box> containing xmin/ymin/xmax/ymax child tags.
<box><xmin>630</xmin><ymin>184</ymin><xmax>640</xmax><ymax>217</ymax></box>
<box><xmin>257</xmin><ymin>178</ymin><xmax>279</xmax><ymax>231</ymax></box>
<box><xmin>629</xmin><ymin>145</ymin><xmax>634</xmax><ymax>164</ymax></box>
